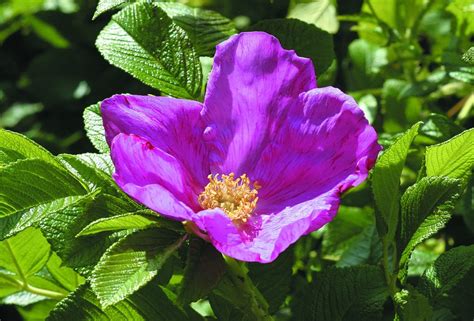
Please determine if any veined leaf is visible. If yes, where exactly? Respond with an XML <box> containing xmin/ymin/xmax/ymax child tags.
<box><xmin>291</xmin><ymin>265</ymin><xmax>388</xmax><ymax>321</ymax></box>
<box><xmin>83</xmin><ymin>103</ymin><xmax>109</xmax><ymax>154</ymax></box>
<box><xmin>0</xmin><ymin>159</ymin><xmax>87</xmax><ymax>218</ymax></box>
<box><xmin>394</xmin><ymin>286</ymin><xmax>433</xmax><ymax>321</ymax></box>
<box><xmin>178</xmin><ymin>237</ymin><xmax>226</xmax><ymax>306</ymax></box>
<box><xmin>38</xmin><ymin>193</ymin><xmax>140</xmax><ymax>277</ymax></box>
<box><xmin>59</xmin><ymin>153</ymin><xmax>122</xmax><ymax>196</ymax></box>
<box><xmin>76</xmin><ymin>211</ymin><xmax>166</xmax><ymax>236</ymax></box>
<box><xmin>48</xmin><ymin>282</ymin><xmax>188</xmax><ymax>321</ymax></box>
<box><xmin>91</xmin><ymin>228</ymin><xmax>186</xmax><ymax>307</ymax></box>
<box><xmin>0</xmin><ymin>228</ymin><xmax>51</xmax><ymax>278</ymax></box>
<box><xmin>93</xmin><ymin>0</ymin><xmax>134</xmax><ymax>19</ymax></box>
<box><xmin>425</xmin><ymin>128</ymin><xmax>474</xmax><ymax>181</ymax></box>
<box><xmin>372</xmin><ymin>122</ymin><xmax>421</xmax><ymax>239</ymax></box>
<box><xmin>157</xmin><ymin>3</ymin><xmax>236</xmax><ymax>56</ymax></box>
<box><xmin>0</xmin><ymin>129</ymin><xmax>60</xmax><ymax>166</ymax></box>
<box><xmin>0</xmin><ymin>195</ymin><xmax>87</xmax><ymax>240</ymax></box>
<box><xmin>398</xmin><ymin>176</ymin><xmax>463</xmax><ymax>283</ymax></box>
<box><xmin>248</xmin><ymin>248</ymin><xmax>294</xmax><ymax>314</ymax></box>
<box><xmin>96</xmin><ymin>2</ymin><xmax>202</xmax><ymax>98</ymax></box>
<box><xmin>418</xmin><ymin>245</ymin><xmax>474</xmax><ymax>303</ymax></box>
<box><xmin>46</xmin><ymin>253</ymin><xmax>85</xmax><ymax>292</ymax></box>
<box><xmin>251</xmin><ymin>18</ymin><xmax>334</xmax><ymax>75</ymax></box>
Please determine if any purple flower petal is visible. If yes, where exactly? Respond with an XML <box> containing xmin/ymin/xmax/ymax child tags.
<box><xmin>194</xmin><ymin>189</ymin><xmax>339</xmax><ymax>263</ymax></box>
<box><xmin>111</xmin><ymin>133</ymin><xmax>197</xmax><ymax>220</ymax></box>
<box><xmin>202</xmin><ymin>32</ymin><xmax>316</xmax><ymax>175</ymax></box>
<box><xmin>101</xmin><ymin>95</ymin><xmax>209</xmax><ymax>190</ymax></box>
<box><xmin>252</xmin><ymin>86</ymin><xmax>381</xmax><ymax>215</ymax></box>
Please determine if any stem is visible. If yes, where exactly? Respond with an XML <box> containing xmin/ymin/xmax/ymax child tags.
<box><xmin>382</xmin><ymin>238</ymin><xmax>398</xmax><ymax>298</ymax></box>
<box><xmin>5</xmin><ymin>240</ymin><xmax>68</xmax><ymax>300</ymax></box>
<box><xmin>223</xmin><ymin>256</ymin><xmax>274</xmax><ymax>321</ymax></box>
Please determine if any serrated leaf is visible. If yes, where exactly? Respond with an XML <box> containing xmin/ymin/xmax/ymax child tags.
<box><xmin>322</xmin><ymin>206</ymin><xmax>373</xmax><ymax>261</ymax></box>
<box><xmin>77</xmin><ymin>211</ymin><xmax>165</xmax><ymax>236</ymax></box>
<box><xmin>251</xmin><ymin>18</ymin><xmax>334</xmax><ymax>75</ymax></box>
<box><xmin>59</xmin><ymin>153</ymin><xmax>121</xmax><ymax>196</ymax></box>
<box><xmin>96</xmin><ymin>2</ymin><xmax>202</xmax><ymax>98</ymax></box>
<box><xmin>394</xmin><ymin>286</ymin><xmax>433</xmax><ymax>321</ymax></box>
<box><xmin>398</xmin><ymin>176</ymin><xmax>462</xmax><ymax>283</ymax></box>
<box><xmin>425</xmin><ymin>128</ymin><xmax>474</xmax><ymax>181</ymax></box>
<box><xmin>83</xmin><ymin>103</ymin><xmax>109</xmax><ymax>154</ymax></box>
<box><xmin>418</xmin><ymin>245</ymin><xmax>474</xmax><ymax>303</ymax></box>
<box><xmin>291</xmin><ymin>265</ymin><xmax>388</xmax><ymax>321</ymax></box>
<box><xmin>48</xmin><ymin>282</ymin><xmax>188</xmax><ymax>321</ymax></box>
<box><xmin>157</xmin><ymin>3</ymin><xmax>236</xmax><ymax>56</ymax></box>
<box><xmin>372</xmin><ymin>122</ymin><xmax>421</xmax><ymax>239</ymax></box>
<box><xmin>46</xmin><ymin>252</ymin><xmax>85</xmax><ymax>292</ymax></box>
<box><xmin>178</xmin><ymin>237</ymin><xmax>226</xmax><ymax>305</ymax></box>
<box><xmin>91</xmin><ymin>228</ymin><xmax>186</xmax><ymax>307</ymax></box>
<box><xmin>38</xmin><ymin>192</ymin><xmax>139</xmax><ymax>277</ymax></box>
<box><xmin>0</xmin><ymin>228</ymin><xmax>51</xmax><ymax>277</ymax></box>
<box><xmin>248</xmin><ymin>248</ymin><xmax>294</xmax><ymax>314</ymax></box>
<box><xmin>93</xmin><ymin>0</ymin><xmax>133</xmax><ymax>19</ymax></box>
<box><xmin>0</xmin><ymin>158</ymin><xmax>87</xmax><ymax>218</ymax></box>
<box><xmin>337</xmin><ymin>224</ymin><xmax>383</xmax><ymax>267</ymax></box>
<box><xmin>0</xmin><ymin>129</ymin><xmax>60</xmax><ymax>166</ymax></box>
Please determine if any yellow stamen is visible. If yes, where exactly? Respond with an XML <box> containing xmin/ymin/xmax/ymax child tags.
<box><xmin>198</xmin><ymin>173</ymin><xmax>260</xmax><ymax>222</ymax></box>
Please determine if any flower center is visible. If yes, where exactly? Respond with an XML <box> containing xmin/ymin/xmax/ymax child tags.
<box><xmin>198</xmin><ymin>173</ymin><xmax>260</xmax><ymax>222</ymax></box>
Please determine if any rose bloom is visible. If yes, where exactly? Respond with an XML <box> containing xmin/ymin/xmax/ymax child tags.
<box><xmin>101</xmin><ymin>32</ymin><xmax>381</xmax><ymax>263</ymax></box>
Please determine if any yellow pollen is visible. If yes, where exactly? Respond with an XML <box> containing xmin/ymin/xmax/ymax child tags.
<box><xmin>198</xmin><ymin>173</ymin><xmax>260</xmax><ymax>222</ymax></box>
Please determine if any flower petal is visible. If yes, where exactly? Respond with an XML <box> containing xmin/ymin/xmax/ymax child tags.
<box><xmin>101</xmin><ymin>94</ymin><xmax>209</xmax><ymax>190</ymax></box>
<box><xmin>111</xmin><ymin>133</ymin><xmax>197</xmax><ymax>220</ymax></box>
<box><xmin>253</xmin><ymin>86</ymin><xmax>381</xmax><ymax>214</ymax></box>
<box><xmin>202</xmin><ymin>31</ymin><xmax>316</xmax><ymax>174</ymax></box>
<box><xmin>194</xmin><ymin>189</ymin><xmax>339</xmax><ymax>263</ymax></box>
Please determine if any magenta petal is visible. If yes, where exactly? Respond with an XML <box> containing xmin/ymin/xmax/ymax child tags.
<box><xmin>194</xmin><ymin>189</ymin><xmax>339</xmax><ymax>263</ymax></box>
<box><xmin>253</xmin><ymin>86</ymin><xmax>381</xmax><ymax>214</ymax></box>
<box><xmin>101</xmin><ymin>94</ymin><xmax>209</xmax><ymax>190</ymax></box>
<box><xmin>202</xmin><ymin>32</ymin><xmax>316</xmax><ymax>175</ymax></box>
<box><xmin>111</xmin><ymin>133</ymin><xmax>197</xmax><ymax>220</ymax></box>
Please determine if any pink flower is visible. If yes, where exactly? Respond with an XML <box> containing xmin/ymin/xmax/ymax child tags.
<box><xmin>101</xmin><ymin>32</ymin><xmax>381</xmax><ymax>263</ymax></box>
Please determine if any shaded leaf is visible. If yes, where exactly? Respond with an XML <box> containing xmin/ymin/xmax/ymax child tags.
<box><xmin>83</xmin><ymin>103</ymin><xmax>109</xmax><ymax>154</ymax></box>
<box><xmin>251</xmin><ymin>18</ymin><xmax>334</xmax><ymax>75</ymax></box>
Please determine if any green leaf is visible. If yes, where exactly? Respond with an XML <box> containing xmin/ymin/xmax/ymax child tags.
<box><xmin>157</xmin><ymin>3</ymin><xmax>236</xmax><ymax>56</ymax></box>
<box><xmin>372</xmin><ymin>122</ymin><xmax>421</xmax><ymax>239</ymax></box>
<box><xmin>394</xmin><ymin>286</ymin><xmax>433</xmax><ymax>321</ymax></box>
<box><xmin>291</xmin><ymin>266</ymin><xmax>388</xmax><ymax>321</ymax></box>
<box><xmin>418</xmin><ymin>245</ymin><xmax>474</xmax><ymax>304</ymax></box>
<box><xmin>398</xmin><ymin>176</ymin><xmax>463</xmax><ymax>283</ymax></box>
<box><xmin>93</xmin><ymin>0</ymin><xmax>134</xmax><ymax>19</ymax></box>
<box><xmin>39</xmin><ymin>193</ymin><xmax>140</xmax><ymax>277</ymax></box>
<box><xmin>287</xmin><ymin>0</ymin><xmax>339</xmax><ymax>34</ymax></box>
<box><xmin>76</xmin><ymin>211</ymin><xmax>166</xmax><ymax>236</ymax></box>
<box><xmin>322</xmin><ymin>206</ymin><xmax>373</xmax><ymax>261</ymax></box>
<box><xmin>83</xmin><ymin>103</ymin><xmax>109</xmax><ymax>154</ymax></box>
<box><xmin>178</xmin><ymin>237</ymin><xmax>226</xmax><ymax>305</ymax></box>
<box><xmin>0</xmin><ymin>158</ymin><xmax>87</xmax><ymax>218</ymax></box>
<box><xmin>26</xmin><ymin>15</ymin><xmax>70</xmax><ymax>48</ymax></box>
<box><xmin>0</xmin><ymin>228</ymin><xmax>51</xmax><ymax>278</ymax></box>
<box><xmin>251</xmin><ymin>18</ymin><xmax>334</xmax><ymax>75</ymax></box>
<box><xmin>91</xmin><ymin>228</ymin><xmax>186</xmax><ymax>307</ymax></box>
<box><xmin>96</xmin><ymin>2</ymin><xmax>202</xmax><ymax>98</ymax></box>
<box><xmin>425</xmin><ymin>128</ymin><xmax>474</xmax><ymax>181</ymax></box>
<box><xmin>59</xmin><ymin>153</ymin><xmax>121</xmax><ymax>196</ymax></box>
<box><xmin>248</xmin><ymin>248</ymin><xmax>294</xmax><ymax>314</ymax></box>
<box><xmin>17</xmin><ymin>300</ymin><xmax>57</xmax><ymax>321</ymax></box>
<box><xmin>48</xmin><ymin>282</ymin><xmax>189</xmax><ymax>321</ymax></box>
<box><xmin>0</xmin><ymin>129</ymin><xmax>59</xmax><ymax>166</ymax></box>
<box><xmin>46</xmin><ymin>252</ymin><xmax>85</xmax><ymax>292</ymax></box>
<box><xmin>337</xmin><ymin>224</ymin><xmax>383</xmax><ymax>267</ymax></box>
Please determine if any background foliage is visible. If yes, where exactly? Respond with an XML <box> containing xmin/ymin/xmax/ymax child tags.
<box><xmin>0</xmin><ymin>0</ymin><xmax>473</xmax><ymax>320</ymax></box>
